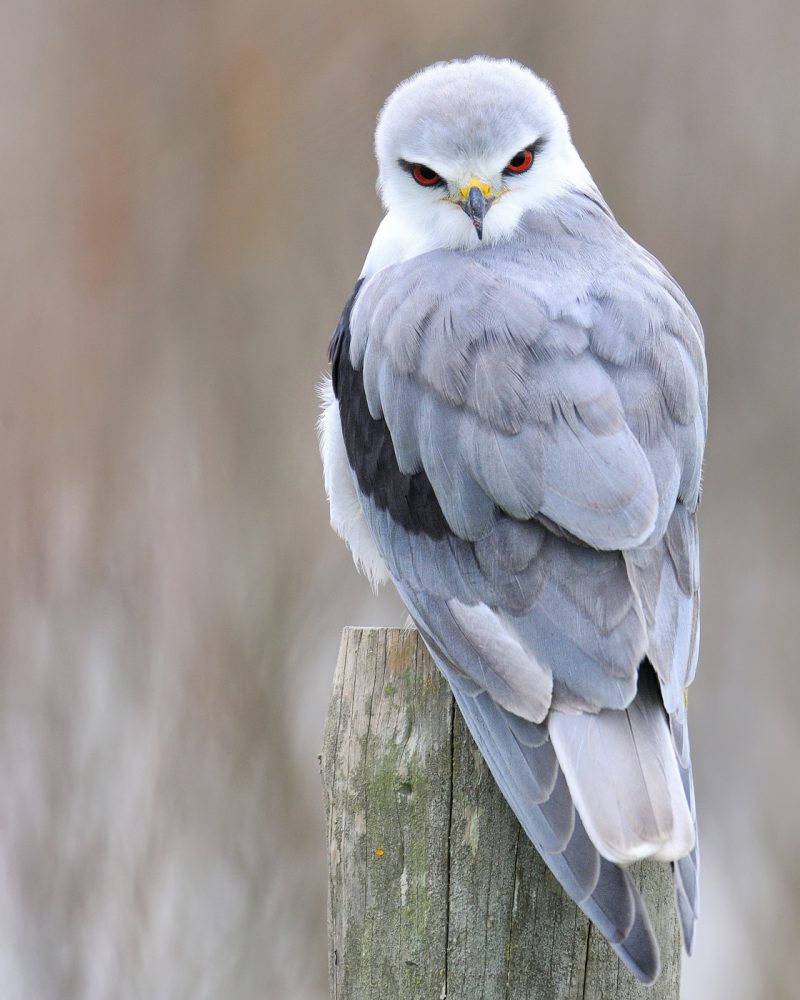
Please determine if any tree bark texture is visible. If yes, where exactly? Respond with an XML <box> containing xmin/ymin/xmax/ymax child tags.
<box><xmin>321</xmin><ymin>627</ymin><xmax>681</xmax><ymax>999</ymax></box>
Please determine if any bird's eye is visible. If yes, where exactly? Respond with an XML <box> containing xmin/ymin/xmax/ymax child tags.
<box><xmin>411</xmin><ymin>163</ymin><xmax>443</xmax><ymax>186</ymax></box>
<box><xmin>504</xmin><ymin>147</ymin><xmax>534</xmax><ymax>174</ymax></box>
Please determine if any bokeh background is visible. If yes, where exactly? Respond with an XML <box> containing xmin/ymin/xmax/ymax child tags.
<box><xmin>2</xmin><ymin>2</ymin><xmax>799</xmax><ymax>997</ymax></box>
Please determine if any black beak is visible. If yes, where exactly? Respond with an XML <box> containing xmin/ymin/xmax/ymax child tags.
<box><xmin>461</xmin><ymin>186</ymin><xmax>489</xmax><ymax>240</ymax></box>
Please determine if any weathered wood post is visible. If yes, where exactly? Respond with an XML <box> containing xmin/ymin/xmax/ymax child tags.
<box><xmin>321</xmin><ymin>627</ymin><xmax>682</xmax><ymax>999</ymax></box>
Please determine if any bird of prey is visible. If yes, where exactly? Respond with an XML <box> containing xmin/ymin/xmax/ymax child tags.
<box><xmin>320</xmin><ymin>57</ymin><xmax>706</xmax><ymax>984</ymax></box>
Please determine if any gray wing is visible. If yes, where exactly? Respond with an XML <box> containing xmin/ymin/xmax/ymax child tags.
<box><xmin>334</xmin><ymin>194</ymin><xmax>706</xmax><ymax>976</ymax></box>
<box><xmin>398</xmin><ymin>580</ymin><xmax>661</xmax><ymax>983</ymax></box>
<box><xmin>349</xmin><ymin>198</ymin><xmax>706</xmax><ymax>717</ymax></box>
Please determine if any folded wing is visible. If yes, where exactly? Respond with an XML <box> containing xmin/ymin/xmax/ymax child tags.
<box><xmin>331</xmin><ymin>194</ymin><xmax>707</xmax><ymax>976</ymax></box>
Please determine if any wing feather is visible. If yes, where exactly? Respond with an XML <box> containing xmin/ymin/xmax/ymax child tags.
<box><xmin>331</xmin><ymin>190</ymin><xmax>706</xmax><ymax>979</ymax></box>
<box><xmin>432</xmin><ymin>641</ymin><xmax>660</xmax><ymax>983</ymax></box>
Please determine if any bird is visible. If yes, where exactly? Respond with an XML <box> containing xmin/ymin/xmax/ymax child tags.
<box><xmin>319</xmin><ymin>56</ymin><xmax>706</xmax><ymax>984</ymax></box>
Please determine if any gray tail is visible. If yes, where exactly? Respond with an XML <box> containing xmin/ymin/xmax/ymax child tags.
<box><xmin>436</xmin><ymin>655</ymin><xmax>662</xmax><ymax>983</ymax></box>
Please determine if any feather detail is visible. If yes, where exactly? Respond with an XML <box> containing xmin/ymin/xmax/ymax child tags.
<box><xmin>548</xmin><ymin>665</ymin><xmax>694</xmax><ymax>865</ymax></box>
<box><xmin>324</xmin><ymin>171</ymin><xmax>707</xmax><ymax>980</ymax></box>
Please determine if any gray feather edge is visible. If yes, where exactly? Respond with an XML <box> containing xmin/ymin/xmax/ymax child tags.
<box><xmin>346</xmin><ymin>194</ymin><xmax>706</xmax><ymax>978</ymax></box>
<box><xmin>414</xmin><ymin>609</ymin><xmax>661</xmax><ymax>983</ymax></box>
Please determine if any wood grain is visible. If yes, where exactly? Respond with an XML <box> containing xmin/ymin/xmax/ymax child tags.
<box><xmin>321</xmin><ymin>627</ymin><xmax>681</xmax><ymax>999</ymax></box>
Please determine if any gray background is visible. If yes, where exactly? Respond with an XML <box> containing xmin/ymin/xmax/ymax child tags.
<box><xmin>2</xmin><ymin>2</ymin><xmax>798</xmax><ymax>997</ymax></box>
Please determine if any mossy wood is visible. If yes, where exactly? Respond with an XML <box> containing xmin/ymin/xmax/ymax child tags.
<box><xmin>321</xmin><ymin>627</ymin><xmax>681</xmax><ymax>999</ymax></box>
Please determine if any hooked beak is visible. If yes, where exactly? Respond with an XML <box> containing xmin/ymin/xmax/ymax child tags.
<box><xmin>458</xmin><ymin>181</ymin><xmax>495</xmax><ymax>240</ymax></box>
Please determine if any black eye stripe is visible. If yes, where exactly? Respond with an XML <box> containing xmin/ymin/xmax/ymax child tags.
<box><xmin>397</xmin><ymin>138</ymin><xmax>547</xmax><ymax>186</ymax></box>
<box><xmin>502</xmin><ymin>137</ymin><xmax>547</xmax><ymax>175</ymax></box>
<box><xmin>398</xmin><ymin>159</ymin><xmax>445</xmax><ymax>187</ymax></box>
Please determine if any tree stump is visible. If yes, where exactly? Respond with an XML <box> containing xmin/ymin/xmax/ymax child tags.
<box><xmin>321</xmin><ymin>627</ymin><xmax>682</xmax><ymax>999</ymax></box>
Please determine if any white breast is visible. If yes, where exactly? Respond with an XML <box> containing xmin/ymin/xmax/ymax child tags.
<box><xmin>360</xmin><ymin>209</ymin><xmax>443</xmax><ymax>278</ymax></box>
<box><xmin>318</xmin><ymin>377</ymin><xmax>389</xmax><ymax>590</ymax></box>
<box><xmin>319</xmin><ymin>211</ymin><xmax>433</xmax><ymax>588</ymax></box>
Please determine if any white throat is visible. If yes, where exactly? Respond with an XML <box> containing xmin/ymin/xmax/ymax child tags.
<box><xmin>363</xmin><ymin>149</ymin><xmax>593</xmax><ymax>279</ymax></box>
<box><xmin>360</xmin><ymin>211</ymin><xmax>441</xmax><ymax>279</ymax></box>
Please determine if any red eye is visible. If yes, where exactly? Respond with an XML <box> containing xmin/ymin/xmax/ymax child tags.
<box><xmin>411</xmin><ymin>163</ymin><xmax>442</xmax><ymax>186</ymax></box>
<box><xmin>505</xmin><ymin>148</ymin><xmax>534</xmax><ymax>174</ymax></box>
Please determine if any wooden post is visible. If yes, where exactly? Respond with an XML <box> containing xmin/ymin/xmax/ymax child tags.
<box><xmin>321</xmin><ymin>627</ymin><xmax>682</xmax><ymax>999</ymax></box>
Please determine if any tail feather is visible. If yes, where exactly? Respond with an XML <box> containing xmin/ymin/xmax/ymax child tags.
<box><xmin>673</xmin><ymin>724</ymin><xmax>700</xmax><ymax>952</ymax></box>
<box><xmin>614</xmin><ymin>881</ymin><xmax>661</xmax><ymax>983</ymax></box>
<box><xmin>439</xmin><ymin>658</ymin><xmax>660</xmax><ymax>982</ymax></box>
<box><xmin>509</xmin><ymin>731</ymin><xmax>560</xmax><ymax>802</ymax></box>
<box><xmin>559</xmin><ymin>817</ymin><xmax>601</xmax><ymax>904</ymax></box>
<box><xmin>674</xmin><ymin>854</ymin><xmax>698</xmax><ymax>954</ymax></box>
<box><xmin>548</xmin><ymin>664</ymin><xmax>695</xmax><ymax>865</ymax></box>
<box><xmin>404</xmin><ymin>603</ymin><xmax>680</xmax><ymax>983</ymax></box>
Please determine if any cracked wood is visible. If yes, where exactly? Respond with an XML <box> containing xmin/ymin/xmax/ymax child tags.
<box><xmin>320</xmin><ymin>627</ymin><xmax>681</xmax><ymax>999</ymax></box>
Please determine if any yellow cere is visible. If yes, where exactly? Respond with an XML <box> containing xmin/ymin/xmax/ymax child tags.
<box><xmin>459</xmin><ymin>177</ymin><xmax>492</xmax><ymax>199</ymax></box>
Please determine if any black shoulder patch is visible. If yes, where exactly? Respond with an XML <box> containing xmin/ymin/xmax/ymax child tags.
<box><xmin>328</xmin><ymin>282</ymin><xmax>450</xmax><ymax>540</ymax></box>
<box><xmin>328</xmin><ymin>278</ymin><xmax>363</xmax><ymax>398</ymax></box>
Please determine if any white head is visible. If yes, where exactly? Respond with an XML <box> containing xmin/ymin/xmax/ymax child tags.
<box><xmin>374</xmin><ymin>57</ymin><xmax>593</xmax><ymax>250</ymax></box>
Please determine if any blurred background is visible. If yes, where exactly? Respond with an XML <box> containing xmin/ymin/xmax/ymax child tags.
<box><xmin>2</xmin><ymin>1</ymin><xmax>798</xmax><ymax>997</ymax></box>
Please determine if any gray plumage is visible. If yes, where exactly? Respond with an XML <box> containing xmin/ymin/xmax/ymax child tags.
<box><xmin>323</xmin><ymin>57</ymin><xmax>707</xmax><ymax>985</ymax></box>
